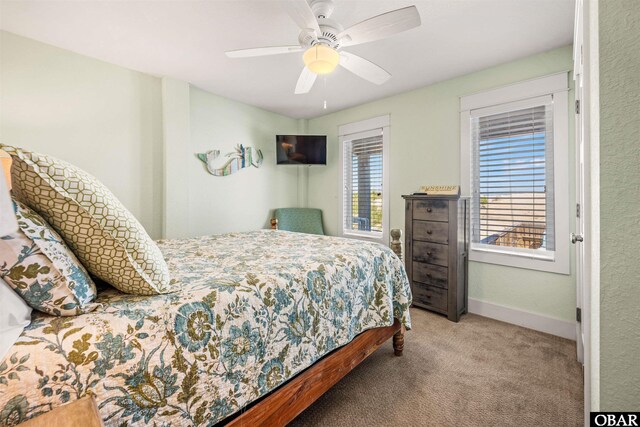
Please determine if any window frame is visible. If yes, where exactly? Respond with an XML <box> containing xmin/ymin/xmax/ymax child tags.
<box><xmin>460</xmin><ymin>73</ymin><xmax>570</xmax><ymax>274</ymax></box>
<box><xmin>338</xmin><ymin>115</ymin><xmax>390</xmax><ymax>245</ymax></box>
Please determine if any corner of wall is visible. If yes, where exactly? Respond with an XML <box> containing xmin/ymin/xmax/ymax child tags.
<box><xmin>296</xmin><ymin>118</ymin><xmax>310</xmax><ymax>208</ymax></box>
<box><xmin>161</xmin><ymin>77</ymin><xmax>191</xmax><ymax>239</ymax></box>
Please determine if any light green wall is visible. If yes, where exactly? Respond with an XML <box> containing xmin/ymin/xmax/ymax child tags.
<box><xmin>0</xmin><ymin>31</ymin><xmax>164</xmax><ymax>238</ymax></box>
<box><xmin>0</xmin><ymin>31</ymin><xmax>301</xmax><ymax>240</ymax></box>
<box><xmin>598</xmin><ymin>0</ymin><xmax>640</xmax><ymax>410</ymax></box>
<box><xmin>307</xmin><ymin>46</ymin><xmax>576</xmax><ymax>321</ymax></box>
<box><xmin>188</xmin><ymin>87</ymin><xmax>299</xmax><ymax>236</ymax></box>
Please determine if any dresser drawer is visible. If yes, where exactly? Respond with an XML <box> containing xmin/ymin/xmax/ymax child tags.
<box><xmin>412</xmin><ymin>283</ymin><xmax>447</xmax><ymax>311</ymax></box>
<box><xmin>413</xmin><ymin>220</ymin><xmax>449</xmax><ymax>244</ymax></box>
<box><xmin>413</xmin><ymin>262</ymin><xmax>448</xmax><ymax>289</ymax></box>
<box><xmin>412</xmin><ymin>241</ymin><xmax>449</xmax><ymax>267</ymax></box>
<box><xmin>413</xmin><ymin>199</ymin><xmax>449</xmax><ymax>222</ymax></box>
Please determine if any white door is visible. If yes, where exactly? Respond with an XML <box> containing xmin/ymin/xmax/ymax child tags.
<box><xmin>573</xmin><ymin>6</ymin><xmax>585</xmax><ymax>363</ymax></box>
<box><xmin>572</xmin><ymin>0</ymin><xmax>591</xmax><ymax>420</ymax></box>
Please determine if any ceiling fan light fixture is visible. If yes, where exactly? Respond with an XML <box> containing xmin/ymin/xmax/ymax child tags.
<box><xmin>303</xmin><ymin>44</ymin><xmax>339</xmax><ymax>75</ymax></box>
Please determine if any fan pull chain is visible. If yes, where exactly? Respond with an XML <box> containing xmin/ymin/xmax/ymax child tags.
<box><xmin>323</xmin><ymin>76</ymin><xmax>327</xmax><ymax>110</ymax></box>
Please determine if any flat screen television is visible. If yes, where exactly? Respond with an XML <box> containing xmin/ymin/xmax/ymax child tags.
<box><xmin>276</xmin><ymin>135</ymin><xmax>327</xmax><ymax>165</ymax></box>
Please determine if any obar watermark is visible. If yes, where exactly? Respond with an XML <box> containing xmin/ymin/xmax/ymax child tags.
<box><xmin>591</xmin><ymin>413</ymin><xmax>640</xmax><ymax>427</ymax></box>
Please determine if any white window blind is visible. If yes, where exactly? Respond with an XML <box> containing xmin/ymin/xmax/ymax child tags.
<box><xmin>342</xmin><ymin>133</ymin><xmax>384</xmax><ymax>236</ymax></box>
<box><xmin>470</xmin><ymin>102</ymin><xmax>555</xmax><ymax>253</ymax></box>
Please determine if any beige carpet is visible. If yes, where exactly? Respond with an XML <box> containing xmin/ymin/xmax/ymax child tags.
<box><xmin>290</xmin><ymin>308</ymin><xmax>583</xmax><ymax>427</ymax></box>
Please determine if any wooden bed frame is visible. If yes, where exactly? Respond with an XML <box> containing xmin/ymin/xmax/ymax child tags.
<box><xmin>224</xmin><ymin>319</ymin><xmax>405</xmax><ymax>426</ymax></box>
<box><xmin>15</xmin><ymin>321</ymin><xmax>404</xmax><ymax>427</ymax></box>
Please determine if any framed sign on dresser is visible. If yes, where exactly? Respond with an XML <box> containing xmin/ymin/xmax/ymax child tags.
<box><xmin>402</xmin><ymin>194</ymin><xmax>469</xmax><ymax>322</ymax></box>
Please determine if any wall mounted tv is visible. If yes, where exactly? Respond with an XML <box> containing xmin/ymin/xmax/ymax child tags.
<box><xmin>276</xmin><ymin>135</ymin><xmax>327</xmax><ymax>165</ymax></box>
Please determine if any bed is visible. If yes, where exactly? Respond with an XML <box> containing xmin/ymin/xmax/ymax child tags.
<box><xmin>0</xmin><ymin>229</ymin><xmax>411</xmax><ymax>426</ymax></box>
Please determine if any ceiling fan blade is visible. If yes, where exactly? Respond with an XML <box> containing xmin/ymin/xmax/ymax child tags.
<box><xmin>282</xmin><ymin>0</ymin><xmax>321</xmax><ymax>37</ymax></box>
<box><xmin>338</xmin><ymin>5</ymin><xmax>421</xmax><ymax>47</ymax></box>
<box><xmin>225</xmin><ymin>45</ymin><xmax>303</xmax><ymax>58</ymax></box>
<box><xmin>295</xmin><ymin>67</ymin><xmax>317</xmax><ymax>94</ymax></box>
<box><xmin>339</xmin><ymin>51</ymin><xmax>391</xmax><ymax>85</ymax></box>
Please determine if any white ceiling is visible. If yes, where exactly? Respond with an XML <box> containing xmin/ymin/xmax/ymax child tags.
<box><xmin>0</xmin><ymin>0</ymin><xmax>575</xmax><ymax>119</ymax></box>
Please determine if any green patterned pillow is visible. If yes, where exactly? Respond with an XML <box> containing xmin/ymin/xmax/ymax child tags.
<box><xmin>1</xmin><ymin>145</ymin><xmax>173</xmax><ymax>295</ymax></box>
<box><xmin>0</xmin><ymin>200</ymin><xmax>99</xmax><ymax>316</ymax></box>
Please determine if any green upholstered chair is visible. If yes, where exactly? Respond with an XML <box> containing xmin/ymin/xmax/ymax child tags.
<box><xmin>273</xmin><ymin>208</ymin><xmax>325</xmax><ymax>235</ymax></box>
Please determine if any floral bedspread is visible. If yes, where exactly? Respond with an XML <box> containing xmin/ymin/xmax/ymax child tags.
<box><xmin>0</xmin><ymin>230</ymin><xmax>411</xmax><ymax>426</ymax></box>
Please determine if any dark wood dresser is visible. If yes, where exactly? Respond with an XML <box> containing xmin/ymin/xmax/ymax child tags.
<box><xmin>402</xmin><ymin>194</ymin><xmax>469</xmax><ymax>322</ymax></box>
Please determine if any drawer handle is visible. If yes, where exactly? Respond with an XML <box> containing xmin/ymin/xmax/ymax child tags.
<box><xmin>426</xmin><ymin>274</ymin><xmax>432</xmax><ymax>279</ymax></box>
<box><xmin>426</xmin><ymin>207</ymin><xmax>432</xmax><ymax>213</ymax></box>
<box><xmin>426</xmin><ymin>230</ymin><xmax>432</xmax><ymax>235</ymax></box>
<box><xmin>427</xmin><ymin>251</ymin><xmax>432</xmax><ymax>257</ymax></box>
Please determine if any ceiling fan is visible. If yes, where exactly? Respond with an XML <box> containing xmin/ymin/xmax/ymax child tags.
<box><xmin>225</xmin><ymin>0</ymin><xmax>421</xmax><ymax>94</ymax></box>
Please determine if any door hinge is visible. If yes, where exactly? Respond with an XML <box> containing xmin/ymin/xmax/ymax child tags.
<box><xmin>575</xmin><ymin>100</ymin><xmax>581</xmax><ymax>114</ymax></box>
<box><xmin>576</xmin><ymin>203</ymin><xmax>581</xmax><ymax>218</ymax></box>
<box><xmin>576</xmin><ymin>307</ymin><xmax>582</xmax><ymax>323</ymax></box>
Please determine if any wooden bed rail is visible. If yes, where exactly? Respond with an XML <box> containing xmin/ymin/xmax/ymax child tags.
<box><xmin>225</xmin><ymin>319</ymin><xmax>404</xmax><ymax>426</ymax></box>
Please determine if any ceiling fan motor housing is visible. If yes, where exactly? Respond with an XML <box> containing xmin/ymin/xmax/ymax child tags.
<box><xmin>318</xmin><ymin>18</ymin><xmax>343</xmax><ymax>47</ymax></box>
<box><xmin>298</xmin><ymin>17</ymin><xmax>343</xmax><ymax>49</ymax></box>
<box><xmin>297</xmin><ymin>0</ymin><xmax>342</xmax><ymax>49</ymax></box>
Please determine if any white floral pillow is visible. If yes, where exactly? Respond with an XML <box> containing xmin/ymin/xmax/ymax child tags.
<box><xmin>0</xmin><ymin>200</ymin><xmax>98</xmax><ymax>316</ymax></box>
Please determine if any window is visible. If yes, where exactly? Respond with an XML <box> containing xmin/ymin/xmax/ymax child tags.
<box><xmin>472</xmin><ymin>103</ymin><xmax>555</xmax><ymax>252</ymax></box>
<box><xmin>460</xmin><ymin>74</ymin><xmax>570</xmax><ymax>274</ymax></box>
<box><xmin>339</xmin><ymin>115</ymin><xmax>390</xmax><ymax>244</ymax></box>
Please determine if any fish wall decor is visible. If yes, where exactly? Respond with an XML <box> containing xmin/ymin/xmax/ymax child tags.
<box><xmin>196</xmin><ymin>144</ymin><xmax>263</xmax><ymax>176</ymax></box>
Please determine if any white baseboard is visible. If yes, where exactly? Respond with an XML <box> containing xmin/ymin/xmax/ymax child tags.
<box><xmin>468</xmin><ymin>298</ymin><xmax>576</xmax><ymax>341</ymax></box>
